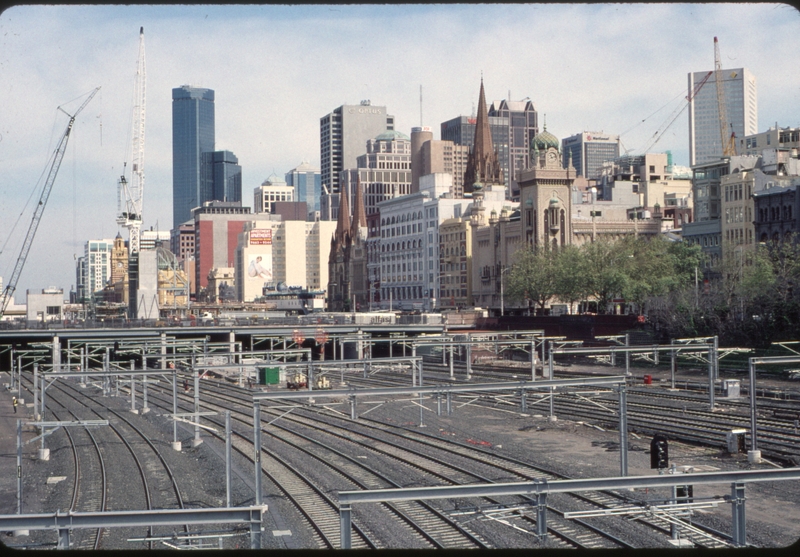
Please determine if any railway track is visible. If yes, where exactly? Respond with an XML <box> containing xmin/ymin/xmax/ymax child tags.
<box><xmin>135</xmin><ymin>375</ymin><xmax>728</xmax><ymax>548</ymax></box>
<box><xmin>11</xmin><ymin>359</ymin><xmax>798</xmax><ymax>549</ymax></box>
<box><xmin>17</xmin><ymin>375</ymin><xmax>190</xmax><ymax>549</ymax></box>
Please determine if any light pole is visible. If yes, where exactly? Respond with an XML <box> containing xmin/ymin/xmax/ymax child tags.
<box><xmin>736</xmin><ymin>245</ymin><xmax>744</xmax><ymax>320</ymax></box>
<box><xmin>500</xmin><ymin>266</ymin><xmax>511</xmax><ymax>317</ymax></box>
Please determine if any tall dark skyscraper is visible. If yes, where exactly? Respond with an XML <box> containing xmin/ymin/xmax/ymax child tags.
<box><xmin>172</xmin><ymin>85</ymin><xmax>215</xmax><ymax>228</ymax></box>
<box><xmin>203</xmin><ymin>150</ymin><xmax>242</xmax><ymax>203</ymax></box>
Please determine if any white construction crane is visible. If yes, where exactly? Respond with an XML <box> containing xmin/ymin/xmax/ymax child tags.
<box><xmin>0</xmin><ymin>87</ymin><xmax>100</xmax><ymax>319</ymax></box>
<box><xmin>117</xmin><ymin>26</ymin><xmax>146</xmax><ymax>254</ymax></box>
<box><xmin>714</xmin><ymin>36</ymin><xmax>737</xmax><ymax>157</ymax></box>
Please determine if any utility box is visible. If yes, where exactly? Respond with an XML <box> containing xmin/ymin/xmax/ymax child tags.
<box><xmin>723</xmin><ymin>379</ymin><xmax>741</xmax><ymax>398</ymax></box>
<box><xmin>727</xmin><ymin>429</ymin><xmax>747</xmax><ymax>454</ymax></box>
<box><xmin>257</xmin><ymin>366</ymin><xmax>281</xmax><ymax>385</ymax></box>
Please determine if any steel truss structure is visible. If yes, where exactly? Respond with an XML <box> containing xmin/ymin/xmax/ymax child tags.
<box><xmin>337</xmin><ymin>468</ymin><xmax>800</xmax><ymax>549</ymax></box>
<box><xmin>0</xmin><ymin>506</ymin><xmax>267</xmax><ymax>550</ymax></box>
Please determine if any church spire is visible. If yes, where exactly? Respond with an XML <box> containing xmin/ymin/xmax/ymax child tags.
<box><xmin>464</xmin><ymin>77</ymin><xmax>504</xmax><ymax>193</ymax></box>
<box><xmin>473</xmin><ymin>78</ymin><xmax>493</xmax><ymax>169</ymax></box>
<box><xmin>351</xmin><ymin>174</ymin><xmax>367</xmax><ymax>238</ymax></box>
<box><xmin>335</xmin><ymin>180</ymin><xmax>351</xmax><ymax>245</ymax></box>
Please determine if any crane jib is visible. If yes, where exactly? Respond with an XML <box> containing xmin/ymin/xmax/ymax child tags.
<box><xmin>0</xmin><ymin>87</ymin><xmax>100</xmax><ymax>319</ymax></box>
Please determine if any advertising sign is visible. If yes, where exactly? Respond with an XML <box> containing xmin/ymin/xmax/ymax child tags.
<box><xmin>250</xmin><ymin>228</ymin><xmax>272</xmax><ymax>245</ymax></box>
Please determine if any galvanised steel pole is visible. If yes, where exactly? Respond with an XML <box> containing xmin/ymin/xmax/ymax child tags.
<box><xmin>670</xmin><ymin>340</ymin><xmax>676</xmax><ymax>390</ymax></box>
<box><xmin>193</xmin><ymin>360</ymin><xmax>202</xmax><ymax>447</ymax></box>
<box><xmin>172</xmin><ymin>370</ymin><xmax>178</xmax><ymax>448</ymax></box>
<box><xmin>625</xmin><ymin>334</ymin><xmax>630</xmax><ymax>376</ymax></box>
<box><xmin>340</xmin><ymin>504</ymin><xmax>352</xmax><ymax>549</ymax></box>
<box><xmin>225</xmin><ymin>411</ymin><xmax>232</xmax><ymax>507</ymax></box>
<box><xmin>254</xmin><ymin>402</ymin><xmax>262</xmax><ymax>506</ymax></box>
<box><xmin>130</xmin><ymin>362</ymin><xmax>136</xmax><ymax>413</ymax></box>
<box><xmin>708</xmin><ymin>343</ymin><xmax>715</xmax><ymax>410</ymax></box>
<box><xmin>618</xmin><ymin>385</ymin><xmax>628</xmax><ymax>477</ymax></box>
<box><xmin>17</xmin><ymin>419</ymin><xmax>22</xmax><ymax>514</ymax></box>
<box><xmin>33</xmin><ymin>363</ymin><xmax>39</xmax><ymax>421</ymax></box>
<box><xmin>530</xmin><ymin>340</ymin><xmax>536</xmax><ymax>382</ymax></box>
<box><xmin>731</xmin><ymin>482</ymin><xmax>747</xmax><ymax>547</ymax></box>
<box><xmin>749</xmin><ymin>358</ymin><xmax>758</xmax><ymax>452</ymax></box>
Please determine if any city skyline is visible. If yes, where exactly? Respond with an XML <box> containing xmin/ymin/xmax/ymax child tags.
<box><xmin>1</xmin><ymin>3</ymin><xmax>799</xmax><ymax>294</ymax></box>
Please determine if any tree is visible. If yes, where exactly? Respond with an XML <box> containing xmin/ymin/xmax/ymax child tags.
<box><xmin>622</xmin><ymin>236</ymin><xmax>703</xmax><ymax>313</ymax></box>
<box><xmin>505</xmin><ymin>245</ymin><xmax>558</xmax><ymax>312</ymax></box>
<box><xmin>581</xmin><ymin>238</ymin><xmax>631</xmax><ymax>314</ymax></box>
<box><xmin>552</xmin><ymin>244</ymin><xmax>589</xmax><ymax>314</ymax></box>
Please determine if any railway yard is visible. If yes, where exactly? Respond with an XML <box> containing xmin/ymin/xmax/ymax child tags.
<box><xmin>1</xmin><ymin>329</ymin><xmax>800</xmax><ymax>551</ymax></box>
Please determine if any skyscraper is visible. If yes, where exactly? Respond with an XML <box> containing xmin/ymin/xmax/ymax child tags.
<box><xmin>319</xmin><ymin>101</ymin><xmax>394</xmax><ymax>217</ymax></box>
<box><xmin>203</xmin><ymin>150</ymin><xmax>242</xmax><ymax>203</ymax></box>
<box><xmin>688</xmin><ymin>67</ymin><xmax>757</xmax><ymax>166</ymax></box>
<box><xmin>561</xmin><ymin>131</ymin><xmax>620</xmax><ymax>181</ymax></box>
<box><xmin>285</xmin><ymin>161</ymin><xmax>321</xmax><ymax>214</ymax></box>
<box><xmin>172</xmin><ymin>85</ymin><xmax>215</xmax><ymax>228</ymax></box>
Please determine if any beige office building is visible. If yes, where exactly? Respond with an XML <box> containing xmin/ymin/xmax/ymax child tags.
<box><xmin>235</xmin><ymin>220</ymin><xmax>336</xmax><ymax>302</ymax></box>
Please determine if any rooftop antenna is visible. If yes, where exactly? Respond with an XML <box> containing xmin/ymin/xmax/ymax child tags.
<box><xmin>419</xmin><ymin>84</ymin><xmax>423</xmax><ymax>127</ymax></box>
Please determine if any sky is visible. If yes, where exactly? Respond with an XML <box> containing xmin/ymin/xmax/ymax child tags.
<box><xmin>1</xmin><ymin>3</ymin><xmax>799</xmax><ymax>299</ymax></box>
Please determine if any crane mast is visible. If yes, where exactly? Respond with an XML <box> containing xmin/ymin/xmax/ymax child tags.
<box><xmin>0</xmin><ymin>87</ymin><xmax>100</xmax><ymax>319</ymax></box>
<box><xmin>117</xmin><ymin>26</ymin><xmax>146</xmax><ymax>254</ymax></box>
<box><xmin>713</xmin><ymin>36</ymin><xmax>737</xmax><ymax>157</ymax></box>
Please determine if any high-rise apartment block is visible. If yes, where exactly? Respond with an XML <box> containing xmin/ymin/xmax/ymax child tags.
<box><xmin>285</xmin><ymin>161</ymin><xmax>321</xmax><ymax>215</ymax></box>
<box><xmin>77</xmin><ymin>239</ymin><xmax>115</xmax><ymax>302</ymax></box>
<box><xmin>172</xmin><ymin>85</ymin><xmax>215</xmax><ymax>228</ymax></box>
<box><xmin>561</xmin><ymin>132</ymin><xmax>620</xmax><ymax>182</ymax></box>
<box><xmin>319</xmin><ymin>101</ymin><xmax>394</xmax><ymax>206</ymax></box>
<box><xmin>688</xmin><ymin>67</ymin><xmax>757</xmax><ymax>166</ymax></box>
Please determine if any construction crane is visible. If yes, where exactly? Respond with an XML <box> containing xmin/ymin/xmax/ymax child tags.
<box><xmin>714</xmin><ymin>36</ymin><xmax>737</xmax><ymax>157</ymax></box>
<box><xmin>0</xmin><ymin>87</ymin><xmax>100</xmax><ymax>319</ymax></box>
<box><xmin>638</xmin><ymin>70</ymin><xmax>713</xmax><ymax>155</ymax></box>
<box><xmin>117</xmin><ymin>26</ymin><xmax>146</xmax><ymax>254</ymax></box>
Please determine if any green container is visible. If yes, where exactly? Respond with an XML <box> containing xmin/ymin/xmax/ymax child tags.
<box><xmin>258</xmin><ymin>366</ymin><xmax>280</xmax><ymax>385</ymax></box>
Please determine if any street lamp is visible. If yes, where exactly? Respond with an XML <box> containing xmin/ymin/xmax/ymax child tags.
<box><xmin>500</xmin><ymin>266</ymin><xmax>511</xmax><ymax>317</ymax></box>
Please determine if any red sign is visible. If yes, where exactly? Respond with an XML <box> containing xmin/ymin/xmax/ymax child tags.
<box><xmin>250</xmin><ymin>228</ymin><xmax>272</xmax><ymax>245</ymax></box>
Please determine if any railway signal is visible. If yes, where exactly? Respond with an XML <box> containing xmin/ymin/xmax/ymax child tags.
<box><xmin>650</xmin><ymin>433</ymin><xmax>669</xmax><ymax>469</ymax></box>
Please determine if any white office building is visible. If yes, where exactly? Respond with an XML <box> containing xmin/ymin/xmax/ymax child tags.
<box><xmin>319</xmin><ymin>101</ymin><xmax>394</xmax><ymax>216</ymax></box>
<box><xmin>688</xmin><ymin>67</ymin><xmax>757</xmax><ymax>166</ymax></box>
<box><xmin>254</xmin><ymin>174</ymin><xmax>295</xmax><ymax>214</ymax></box>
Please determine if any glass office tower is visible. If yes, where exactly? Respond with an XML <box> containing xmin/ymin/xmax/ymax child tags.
<box><xmin>286</xmin><ymin>162</ymin><xmax>321</xmax><ymax>214</ymax></box>
<box><xmin>203</xmin><ymin>150</ymin><xmax>242</xmax><ymax>203</ymax></box>
<box><xmin>172</xmin><ymin>85</ymin><xmax>215</xmax><ymax>228</ymax></box>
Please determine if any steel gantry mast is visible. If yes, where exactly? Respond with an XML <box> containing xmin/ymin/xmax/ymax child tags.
<box><xmin>0</xmin><ymin>88</ymin><xmax>100</xmax><ymax>319</ymax></box>
<box><xmin>117</xmin><ymin>27</ymin><xmax>146</xmax><ymax>254</ymax></box>
<box><xmin>713</xmin><ymin>36</ymin><xmax>737</xmax><ymax>157</ymax></box>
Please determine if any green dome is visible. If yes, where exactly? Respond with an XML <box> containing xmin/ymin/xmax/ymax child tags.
<box><xmin>375</xmin><ymin>129</ymin><xmax>410</xmax><ymax>141</ymax></box>
<box><xmin>532</xmin><ymin>128</ymin><xmax>560</xmax><ymax>152</ymax></box>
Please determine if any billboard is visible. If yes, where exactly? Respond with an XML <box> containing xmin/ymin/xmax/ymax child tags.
<box><xmin>250</xmin><ymin>228</ymin><xmax>272</xmax><ymax>245</ymax></box>
<box><xmin>247</xmin><ymin>254</ymin><xmax>273</xmax><ymax>282</ymax></box>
